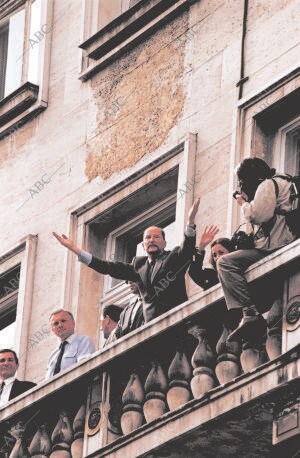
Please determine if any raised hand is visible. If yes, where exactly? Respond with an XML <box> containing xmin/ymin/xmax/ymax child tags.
<box><xmin>198</xmin><ymin>225</ymin><xmax>220</xmax><ymax>250</ymax></box>
<box><xmin>52</xmin><ymin>232</ymin><xmax>81</xmax><ymax>256</ymax></box>
<box><xmin>187</xmin><ymin>198</ymin><xmax>201</xmax><ymax>226</ymax></box>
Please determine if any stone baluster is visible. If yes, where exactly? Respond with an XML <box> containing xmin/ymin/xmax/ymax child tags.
<box><xmin>8</xmin><ymin>421</ymin><xmax>29</xmax><ymax>458</ymax></box>
<box><xmin>29</xmin><ymin>425</ymin><xmax>51</xmax><ymax>457</ymax></box>
<box><xmin>167</xmin><ymin>348</ymin><xmax>192</xmax><ymax>411</ymax></box>
<box><xmin>143</xmin><ymin>361</ymin><xmax>168</xmax><ymax>423</ymax></box>
<box><xmin>50</xmin><ymin>410</ymin><xmax>73</xmax><ymax>458</ymax></box>
<box><xmin>215</xmin><ymin>324</ymin><xmax>241</xmax><ymax>384</ymax></box>
<box><xmin>120</xmin><ymin>371</ymin><xmax>145</xmax><ymax>435</ymax></box>
<box><xmin>188</xmin><ymin>325</ymin><xmax>216</xmax><ymax>398</ymax></box>
<box><xmin>266</xmin><ymin>299</ymin><xmax>282</xmax><ymax>360</ymax></box>
<box><xmin>71</xmin><ymin>404</ymin><xmax>86</xmax><ymax>458</ymax></box>
<box><xmin>240</xmin><ymin>341</ymin><xmax>268</xmax><ymax>373</ymax></box>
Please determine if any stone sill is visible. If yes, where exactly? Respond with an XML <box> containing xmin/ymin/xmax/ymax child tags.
<box><xmin>0</xmin><ymin>82</ymin><xmax>46</xmax><ymax>140</ymax></box>
<box><xmin>79</xmin><ymin>0</ymin><xmax>192</xmax><ymax>80</ymax></box>
<box><xmin>1</xmin><ymin>238</ymin><xmax>299</xmax><ymax>424</ymax></box>
<box><xmin>90</xmin><ymin>346</ymin><xmax>300</xmax><ymax>457</ymax></box>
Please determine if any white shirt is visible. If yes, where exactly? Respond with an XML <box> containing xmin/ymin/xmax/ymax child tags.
<box><xmin>0</xmin><ymin>376</ymin><xmax>15</xmax><ymax>406</ymax></box>
<box><xmin>45</xmin><ymin>333</ymin><xmax>96</xmax><ymax>380</ymax></box>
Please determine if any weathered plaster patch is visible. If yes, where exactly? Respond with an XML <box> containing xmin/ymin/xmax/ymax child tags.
<box><xmin>85</xmin><ymin>15</ymin><xmax>188</xmax><ymax>181</ymax></box>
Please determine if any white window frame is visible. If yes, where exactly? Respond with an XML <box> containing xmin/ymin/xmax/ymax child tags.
<box><xmin>0</xmin><ymin>235</ymin><xmax>38</xmax><ymax>379</ymax></box>
<box><xmin>273</xmin><ymin>116</ymin><xmax>300</xmax><ymax>175</ymax></box>
<box><xmin>0</xmin><ymin>0</ymin><xmax>53</xmax><ymax>139</ymax></box>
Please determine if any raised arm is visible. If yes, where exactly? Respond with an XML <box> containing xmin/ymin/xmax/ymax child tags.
<box><xmin>187</xmin><ymin>197</ymin><xmax>201</xmax><ymax>226</ymax></box>
<box><xmin>198</xmin><ymin>225</ymin><xmax>220</xmax><ymax>250</ymax></box>
<box><xmin>53</xmin><ymin>232</ymin><xmax>81</xmax><ymax>256</ymax></box>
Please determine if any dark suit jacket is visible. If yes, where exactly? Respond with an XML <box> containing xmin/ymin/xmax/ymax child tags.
<box><xmin>89</xmin><ymin>233</ymin><xmax>195</xmax><ymax>322</ymax></box>
<box><xmin>117</xmin><ymin>298</ymin><xmax>144</xmax><ymax>337</ymax></box>
<box><xmin>9</xmin><ymin>379</ymin><xmax>36</xmax><ymax>400</ymax></box>
<box><xmin>188</xmin><ymin>249</ymin><xmax>219</xmax><ymax>290</ymax></box>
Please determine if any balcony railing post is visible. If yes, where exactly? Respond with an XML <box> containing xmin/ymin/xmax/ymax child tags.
<box><xmin>215</xmin><ymin>324</ymin><xmax>241</xmax><ymax>384</ymax></box>
<box><xmin>282</xmin><ymin>271</ymin><xmax>300</xmax><ymax>353</ymax></box>
<box><xmin>266</xmin><ymin>298</ymin><xmax>283</xmax><ymax>360</ymax></box>
<box><xmin>188</xmin><ymin>325</ymin><xmax>216</xmax><ymax>398</ymax></box>
<box><xmin>83</xmin><ymin>372</ymin><xmax>104</xmax><ymax>456</ymax></box>
<box><xmin>167</xmin><ymin>348</ymin><xmax>192</xmax><ymax>411</ymax></box>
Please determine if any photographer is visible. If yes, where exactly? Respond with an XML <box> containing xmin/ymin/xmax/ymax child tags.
<box><xmin>218</xmin><ymin>157</ymin><xmax>296</xmax><ymax>342</ymax></box>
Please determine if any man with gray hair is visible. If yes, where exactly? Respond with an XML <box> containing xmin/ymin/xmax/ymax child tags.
<box><xmin>45</xmin><ymin>309</ymin><xmax>95</xmax><ymax>379</ymax></box>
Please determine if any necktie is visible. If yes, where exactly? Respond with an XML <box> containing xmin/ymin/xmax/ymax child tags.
<box><xmin>0</xmin><ymin>381</ymin><xmax>5</xmax><ymax>397</ymax></box>
<box><xmin>147</xmin><ymin>259</ymin><xmax>156</xmax><ymax>284</ymax></box>
<box><xmin>53</xmin><ymin>341</ymin><xmax>68</xmax><ymax>375</ymax></box>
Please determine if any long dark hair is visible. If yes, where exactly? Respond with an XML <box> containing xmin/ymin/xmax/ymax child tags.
<box><xmin>209</xmin><ymin>238</ymin><xmax>235</xmax><ymax>269</ymax></box>
<box><xmin>236</xmin><ymin>157</ymin><xmax>275</xmax><ymax>201</ymax></box>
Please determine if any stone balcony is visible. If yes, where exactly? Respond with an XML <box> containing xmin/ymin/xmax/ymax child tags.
<box><xmin>0</xmin><ymin>239</ymin><xmax>299</xmax><ymax>457</ymax></box>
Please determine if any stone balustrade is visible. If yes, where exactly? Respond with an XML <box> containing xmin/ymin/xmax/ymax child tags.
<box><xmin>0</xmin><ymin>239</ymin><xmax>299</xmax><ymax>457</ymax></box>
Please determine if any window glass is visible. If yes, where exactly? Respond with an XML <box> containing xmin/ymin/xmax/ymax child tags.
<box><xmin>0</xmin><ymin>22</ymin><xmax>9</xmax><ymax>99</ymax></box>
<box><xmin>4</xmin><ymin>8</ymin><xmax>25</xmax><ymax>98</ymax></box>
<box><xmin>0</xmin><ymin>306</ymin><xmax>16</xmax><ymax>348</ymax></box>
<box><xmin>27</xmin><ymin>0</ymin><xmax>42</xmax><ymax>85</ymax></box>
<box><xmin>285</xmin><ymin>127</ymin><xmax>300</xmax><ymax>176</ymax></box>
<box><xmin>0</xmin><ymin>266</ymin><xmax>19</xmax><ymax>349</ymax></box>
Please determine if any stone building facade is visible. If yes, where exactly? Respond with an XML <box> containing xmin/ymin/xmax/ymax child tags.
<box><xmin>0</xmin><ymin>0</ymin><xmax>299</xmax><ymax>456</ymax></box>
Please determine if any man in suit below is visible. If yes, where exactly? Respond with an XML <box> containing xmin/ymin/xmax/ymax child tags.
<box><xmin>53</xmin><ymin>198</ymin><xmax>200</xmax><ymax>322</ymax></box>
<box><xmin>101</xmin><ymin>304</ymin><xmax>123</xmax><ymax>347</ymax></box>
<box><xmin>45</xmin><ymin>309</ymin><xmax>96</xmax><ymax>380</ymax></box>
<box><xmin>0</xmin><ymin>349</ymin><xmax>36</xmax><ymax>406</ymax></box>
<box><xmin>116</xmin><ymin>281</ymin><xmax>144</xmax><ymax>338</ymax></box>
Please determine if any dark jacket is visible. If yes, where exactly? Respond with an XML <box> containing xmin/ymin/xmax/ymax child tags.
<box><xmin>89</xmin><ymin>233</ymin><xmax>195</xmax><ymax>322</ymax></box>
<box><xmin>9</xmin><ymin>379</ymin><xmax>36</xmax><ymax>400</ymax></box>
<box><xmin>116</xmin><ymin>298</ymin><xmax>144</xmax><ymax>337</ymax></box>
<box><xmin>188</xmin><ymin>249</ymin><xmax>219</xmax><ymax>290</ymax></box>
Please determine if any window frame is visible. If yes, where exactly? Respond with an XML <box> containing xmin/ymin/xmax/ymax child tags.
<box><xmin>0</xmin><ymin>235</ymin><xmax>38</xmax><ymax>379</ymax></box>
<box><xmin>79</xmin><ymin>0</ymin><xmax>191</xmax><ymax>81</ymax></box>
<box><xmin>0</xmin><ymin>0</ymin><xmax>53</xmax><ymax>140</ymax></box>
<box><xmin>273</xmin><ymin>116</ymin><xmax>300</xmax><ymax>176</ymax></box>
<box><xmin>61</xmin><ymin>134</ymin><xmax>196</xmax><ymax>348</ymax></box>
<box><xmin>228</xmin><ymin>66</ymin><xmax>300</xmax><ymax>235</ymax></box>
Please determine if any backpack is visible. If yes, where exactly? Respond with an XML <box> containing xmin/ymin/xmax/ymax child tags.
<box><xmin>263</xmin><ymin>174</ymin><xmax>300</xmax><ymax>238</ymax></box>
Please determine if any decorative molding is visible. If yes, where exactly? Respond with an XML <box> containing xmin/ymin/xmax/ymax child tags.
<box><xmin>0</xmin><ymin>0</ymin><xmax>26</xmax><ymax>19</ymax></box>
<box><xmin>79</xmin><ymin>0</ymin><xmax>192</xmax><ymax>80</ymax></box>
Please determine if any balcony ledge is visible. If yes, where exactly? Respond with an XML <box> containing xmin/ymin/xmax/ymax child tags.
<box><xmin>0</xmin><ymin>82</ymin><xmax>47</xmax><ymax>140</ymax></box>
<box><xmin>90</xmin><ymin>346</ymin><xmax>300</xmax><ymax>457</ymax></box>
<box><xmin>1</xmin><ymin>238</ymin><xmax>299</xmax><ymax>425</ymax></box>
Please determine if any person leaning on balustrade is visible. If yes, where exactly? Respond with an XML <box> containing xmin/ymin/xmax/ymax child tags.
<box><xmin>0</xmin><ymin>349</ymin><xmax>36</xmax><ymax>406</ymax></box>
<box><xmin>45</xmin><ymin>309</ymin><xmax>96</xmax><ymax>379</ymax></box>
<box><xmin>217</xmin><ymin>157</ymin><xmax>297</xmax><ymax>343</ymax></box>
<box><xmin>53</xmin><ymin>198</ymin><xmax>200</xmax><ymax>323</ymax></box>
<box><xmin>115</xmin><ymin>281</ymin><xmax>144</xmax><ymax>338</ymax></box>
<box><xmin>101</xmin><ymin>304</ymin><xmax>123</xmax><ymax>347</ymax></box>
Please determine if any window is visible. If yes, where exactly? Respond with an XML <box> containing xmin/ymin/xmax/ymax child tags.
<box><xmin>79</xmin><ymin>0</ymin><xmax>191</xmax><ymax>80</ymax></box>
<box><xmin>0</xmin><ymin>0</ymin><xmax>53</xmax><ymax>139</ymax></box>
<box><xmin>230</xmin><ymin>72</ymin><xmax>300</xmax><ymax>233</ymax></box>
<box><xmin>64</xmin><ymin>135</ymin><xmax>196</xmax><ymax>346</ymax></box>
<box><xmin>0</xmin><ymin>235</ymin><xmax>37</xmax><ymax>376</ymax></box>
<box><xmin>97</xmin><ymin>0</ymin><xmax>141</xmax><ymax>30</ymax></box>
<box><xmin>274</xmin><ymin>118</ymin><xmax>300</xmax><ymax>176</ymax></box>
<box><xmin>0</xmin><ymin>266</ymin><xmax>20</xmax><ymax>348</ymax></box>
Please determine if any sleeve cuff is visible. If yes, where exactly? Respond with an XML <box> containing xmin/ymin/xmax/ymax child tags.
<box><xmin>185</xmin><ymin>226</ymin><xmax>196</xmax><ymax>237</ymax></box>
<box><xmin>78</xmin><ymin>250</ymin><xmax>92</xmax><ymax>265</ymax></box>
